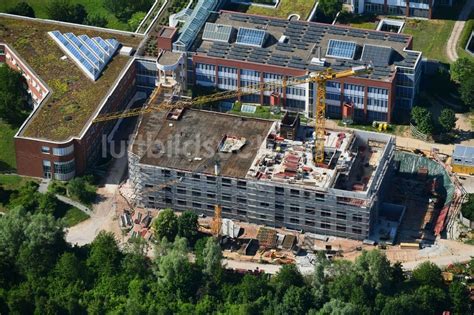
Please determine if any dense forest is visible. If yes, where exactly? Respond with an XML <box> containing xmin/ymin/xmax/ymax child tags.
<box><xmin>0</xmin><ymin>204</ymin><xmax>472</xmax><ymax>314</ymax></box>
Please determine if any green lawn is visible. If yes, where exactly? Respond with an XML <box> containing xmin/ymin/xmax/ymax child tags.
<box><xmin>230</xmin><ymin>103</ymin><xmax>282</xmax><ymax>120</ymax></box>
<box><xmin>0</xmin><ymin>120</ymin><xmax>18</xmax><ymax>172</ymax></box>
<box><xmin>246</xmin><ymin>0</ymin><xmax>317</xmax><ymax>20</ymax></box>
<box><xmin>0</xmin><ymin>0</ymin><xmax>130</xmax><ymax>31</ymax></box>
<box><xmin>403</xmin><ymin>19</ymin><xmax>455</xmax><ymax>63</ymax></box>
<box><xmin>60</xmin><ymin>205</ymin><xmax>90</xmax><ymax>227</ymax></box>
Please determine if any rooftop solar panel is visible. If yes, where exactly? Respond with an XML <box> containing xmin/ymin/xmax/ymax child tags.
<box><xmin>361</xmin><ymin>44</ymin><xmax>393</xmax><ymax>66</ymax></box>
<box><xmin>49</xmin><ymin>30</ymin><xmax>119</xmax><ymax>81</ymax></box>
<box><xmin>326</xmin><ymin>39</ymin><xmax>357</xmax><ymax>60</ymax></box>
<box><xmin>236</xmin><ymin>27</ymin><xmax>267</xmax><ymax>47</ymax></box>
<box><xmin>202</xmin><ymin>23</ymin><xmax>233</xmax><ymax>43</ymax></box>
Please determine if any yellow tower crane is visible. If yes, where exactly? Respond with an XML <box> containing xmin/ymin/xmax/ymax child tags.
<box><xmin>93</xmin><ymin>65</ymin><xmax>371</xmax><ymax>163</ymax></box>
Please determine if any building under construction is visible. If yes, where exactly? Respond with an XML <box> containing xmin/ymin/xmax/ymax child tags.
<box><xmin>129</xmin><ymin>108</ymin><xmax>395</xmax><ymax>240</ymax></box>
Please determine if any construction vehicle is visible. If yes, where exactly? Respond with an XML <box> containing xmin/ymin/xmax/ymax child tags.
<box><xmin>93</xmin><ymin>65</ymin><xmax>372</xmax><ymax>163</ymax></box>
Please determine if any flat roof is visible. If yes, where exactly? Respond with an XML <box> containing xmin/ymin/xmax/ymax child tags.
<box><xmin>191</xmin><ymin>11</ymin><xmax>421</xmax><ymax>81</ymax></box>
<box><xmin>132</xmin><ymin>109</ymin><xmax>275</xmax><ymax>178</ymax></box>
<box><xmin>453</xmin><ymin>144</ymin><xmax>474</xmax><ymax>159</ymax></box>
<box><xmin>0</xmin><ymin>16</ymin><xmax>143</xmax><ymax>142</ymax></box>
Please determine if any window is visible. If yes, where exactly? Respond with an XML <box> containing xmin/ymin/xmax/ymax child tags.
<box><xmin>237</xmin><ymin>197</ymin><xmax>246</xmax><ymax>204</ymax></box>
<box><xmin>206</xmin><ymin>176</ymin><xmax>216</xmax><ymax>182</ymax></box>
<box><xmin>177</xmin><ymin>188</ymin><xmax>186</xmax><ymax>194</ymax></box>
<box><xmin>276</xmin><ymin>215</ymin><xmax>284</xmax><ymax>222</ymax></box>
<box><xmin>192</xmin><ymin>191</ymin><xmax>201</xmax><ymax>197</ymax></box>
<box><xmin>304</xmin><ymin>191</ymin><xmax>311</xmax><ymax>199</ymax></box>
<box><xmin>192</xmin><ymin>174</ymin><xmax>200</xmax><ymax>179</ymax></box>
<box><xmin>177</xmin><ymin>172</ymin><xmax>185</xmax><ymax>177</ymax></box>
<box><xmin>305</xmin><ymin>207</ymin><xmax>316</xmax><ymax>215</ymax></box>
<box><xmin>275</xmin><ymin>187</ymin><xmax>284</xmax><ymax>195</ymax></box>
<box><xmin>290</xmin><ymin>206</ymin><xmax>299</xmax><ymax>213</ymax></box>
<box><xmin>315</xmin><ymin>193</ymin><xmax>325</xmax><ymax>201</ymax></box>
<box><xmin>305</xmin><ymin>220</ymin><xmax>315</xmax><ymax>226</ymax></box>
<box><xmin>321</xmin><ymin>210</ymin><xmax>331</xmax><ymax>217</ymax></box>
<box><xmin>52</xmin><ymin>145</ymin><xmax>74</xmax><ymax>156</ymax></box>
<box><xmin>353</xmin><ymin>214</ymin><xmax>363</xmax><ymax>222</ymax></box>
<box><xmin>260</xmin><ymin>202</ymin><xmax>270</xmax><ymax>207</ymax></box>
<box><xmin>237</xmin><ymin>210</ymin><xmax>247</xmax><ymax>216</ymax></box>
<box><xmin>41</xmin><ymin>146</ymin><xmax>50</xmax><ymax>154</ymax></box>
<box><xmin>207</xmin><ymin>204</ymin><xmax>214</xmax><ymax>210</ymax></box>
<box><xmin>275</xmin><ymin>204</ymin><xmax>284</xmax><ymax>210</ymax></box>
<box><xmin>290</xmin><ymin>189</ymin><xmax>300</xmax><ymax>196</ymax></box>
<box><xmin>222</xmin><ymin>195</ymin><xmax>232</xmax><ymax>201</ymax></box>
<box><xmin>148</xmin><ymin>196</ymin><xmax>155</xmax><ymax>201</ymax></box>
<box><xmin>54</xmin><ymin>160</ymin><xmax>75</xmax><ymax>175</ymax></box>
<box><xmin>177</xmin><ymin>200</ymin><xmax>186</xmax><ymax>205</ymax></box>
<box><xmin>336</xmin><ymin>212</ymin><xmax>346</xmax><ymax>220</ymax></box>
<box><xmin>192</xmin><ymin>202</ymin><xmax>202</xmax><ymax>208</ymax></box>
<box><xmin>145</xmin><ymin>184</ymin><xmax>154</xmax><ymax>188</ymax></box>
<box><xmin>223</xmin><ymin>207</ymin><xmax>232</xmax><ymax>213</ymax></box>
<box><xmin>290</xmin><ymin>218</ymin><xmax>299</xmax><ymax>224</ymax></box>
<box><xmin>352</xmin><ymin>227</ymin><xmax>362</xmax><ymax>234</ymax></box>
<box><xmin>321</xmin><ymin>222</ymin><xmax>331</xmax><ymax>229</ymax></box>
<box><xmin>207</xmin><ymin>193</ymin><xmax>216</xmax><ymax>199</ymax></box>
<box><xmin>336</xmin><ymin>225</ymin><xmax>346</xmax><ymax>232</ymax></box>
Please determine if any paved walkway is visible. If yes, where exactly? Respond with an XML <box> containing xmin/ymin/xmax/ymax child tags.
<box><xmin>446</xmin><ymin>0</ymin><xmax>474</xmax><ymax>62</ymax></box>
<box><xmin>56</xmin><ymin>194</ymin><xmax>92</xmax><ymax>216</ymax></box>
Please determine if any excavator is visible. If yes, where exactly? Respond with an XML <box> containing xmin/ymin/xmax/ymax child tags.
<box><xmin>94</xmin><ymin>64</ymin><xmax>373</xmax><ymax>237</ymax></box>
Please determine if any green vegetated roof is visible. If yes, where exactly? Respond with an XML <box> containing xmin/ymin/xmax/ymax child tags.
<box><xmin>0</xmin><ymin>16</ymin><xmax>143</xmax><ymax>142</ymax></box>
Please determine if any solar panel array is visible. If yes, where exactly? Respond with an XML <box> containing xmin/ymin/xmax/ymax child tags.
<box><xmin>202</xmin><ymin>23</ymin><xmax>233</xmax><ymax>43</ymax></box>
<box><xmin>361</xmin><ymin>45</ymin><xmax>393</xmax><ymax>66</ymax></box>
<box><xmin>198</xmin><ymin>13</ymin><xmax>415</xmax><ymax>79</ymax></box>
<box><xmin>49</xmin><ymin>31</ymin><xmax>119</xmax><ymax>81</ymax></box>
<box><xmin>241</xmin><ymin>104</ymin><xmax>257</xmax><ymax>113</ymax></box>
<box><xmin>236</xmin><ymin>27</ymin><xmax>267</xmax><ymax>47</ymax></box>
<box><xmin>326</xmin><ymin>39</ymin><xmax>357</xmax><ymax>60</ymax></box>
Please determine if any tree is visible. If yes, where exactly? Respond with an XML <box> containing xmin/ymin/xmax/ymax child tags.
<box><xmin>7</xmin><ymin>2</ymin><xmax>35</xmax><ymax>18</ymax></box>
<box><xmin>411</xmin><ymin>106</ymin><xmax>434</xmax><ymax>135</ymax></box>
<box><xmin>86</xmin><ymin>14</ymin><xmax>108</xmax><ymax>28</ymax></box>
<box><xmin>0</xmin><ymin>66</ymin><xmax>28</xmax><ymax>124</ymax></box>
<box><xmin>380</xmin><ymin>294</ymin><xmax>422</xmax><ymax>315</ymax></box>
<box><xmin>277</xmin><ymin>286</ymin><xmax>313</xmax><ymax>315</ymax></box>
<box><xmin>104</xmin><ymin>0</ymin><xmax>153</xmax><ymax>21</ymax></box>
<box><xmin>153</xmin><ymin>209</ymin><xmax>178</xmax><ymax>242</ymax></box>
<box><xmin>46</xmin><ymin>0</ymin><xmax>88</xmax><ymax>24</ymax></box>
<box><xmin>272</xmin><ymin>264</ymin><xmax>304</xmax><ymax>299</ymax></box>
<box><xmin>450</xmin><ymin>57</ymin><xmax>474</xmax><ymax>83</ymax></box>
<box><xmin>128</xmin><ymin>11</ymin><xmax>146</xmax><ymax>31</ymax></box>
<box><xmin>316</xmin><ymin>299</ymin><xmax>359</xmax><ymax>315</ymax></box>
<box><xmin>67</xmin><ymin>177</ymin><xmax>96</xmax><ymax>204</ymax></box>
<box><xmin>412</xmin><ymin>261</ymin><xmax>443</xmax><ymax>288</ymax></box>
<box><xmin>459</xmin><ymin>75</ymin><xmax>474</xmax><ymax>108</ymax></box>
<box><xmin>87</xmin><ymin>231</ymin><xmax>122</xmax><ymax>277</ymax></box>
<box><xmin>155</xmin><ymin>237</ymin><xmax>199</xmax><ymax>300</ymax></box>
<box><xmin>318</xmin><ymin>0</ymin><xmax>342</xmax><ymax>19</ymax></box>
<box><xmin>438</xmin><ymin>108</ymin><xmax>457</xmax><ymax>133</ymax></box>
<box><xmin>201</xmin><ymin>237</ymin><xmax>222</xmax><ymax>277</ymax></box>
<box><xmin>449</xmin><ymin>281</ymin><xmax>470</xmax><ymax>315</ymax></box>
<box><xmin>450</xmin><ymin>58</ymin><xmax>474</xmax><ymax>108</ymax></box>
<box><xmin>177</xmin><ymin>211</ymin><xmax>199</xmax><ymax>244</ymax></box>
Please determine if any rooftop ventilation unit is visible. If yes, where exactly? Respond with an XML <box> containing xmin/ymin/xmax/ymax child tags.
<box><xmin>311</xmin><ymin>57</ymin><xmax>326</xmax><ymax>66</ymax></box>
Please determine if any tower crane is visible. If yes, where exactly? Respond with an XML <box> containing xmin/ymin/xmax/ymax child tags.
<box><xmin>94</xmin><ymin>65</ymin><xmax>371</xmax><ymax>163</ymax></box>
